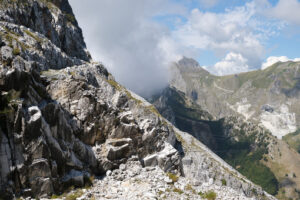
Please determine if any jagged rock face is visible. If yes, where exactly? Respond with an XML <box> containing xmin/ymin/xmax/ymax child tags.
<box><xmin>0</xmin><ymin>1</ymin><xmax>180</xmax><ymax>198</ymax></box>
<box><xmin>0</xmin><ymin>54</ymin><xmax>181</xmax><ymax>198</ymax></box>
<box><xmin>0</xmin><ymin>0</ymin><xmax>90</xmax><ymax>62</ymax></box>
<box><xmin>151</xmin><ymin>87</ymin><xmax>218</xmax><ymax>149</ymax></box>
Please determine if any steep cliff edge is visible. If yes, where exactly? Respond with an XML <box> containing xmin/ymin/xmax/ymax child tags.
<box><xmin>0</xmin><ymin>1</ymin><xmax>275</xmax><ymax>199</ymax></box>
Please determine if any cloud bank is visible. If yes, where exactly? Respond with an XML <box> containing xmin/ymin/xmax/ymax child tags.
<box><xmin>70</xmin><ymin>0</ymin><xmax>183</xmax><ymax>97</ymax></box>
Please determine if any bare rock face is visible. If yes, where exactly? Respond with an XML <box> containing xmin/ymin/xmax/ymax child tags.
<box><xmin>0</xmin><ymin>1</ymin><xmax>181</xmax><ymax>196</ymax></box>
<box><xmin>0</xmin><ymin>1</ymin><xmax>275</xmax><ymax>200</ymax></box>
<box><xmin>0</xmin><ymin>0</ymin><xmax>91</xmax><ymax>62</ymax></box>
<box><xmin>0</xmin><ymin>54</ymin><xmax>181</xmax><ymax>198</ymax></box>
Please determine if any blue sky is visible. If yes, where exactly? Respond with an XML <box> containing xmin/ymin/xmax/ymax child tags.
<box><xmin>153</xmin><ymin>0</ymin><xmax>300</xmax><ymax>73</ymax></box>
<box><xmin>70</xmin><ymin>0</ymin><xmax>300</xmax><ymax>95</ymax></box>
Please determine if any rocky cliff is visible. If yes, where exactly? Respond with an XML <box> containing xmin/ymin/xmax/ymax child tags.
<box><xmin>0</xmin><ymin>1</ymin><xmax>276</xmax><ymax>199</ymax></box>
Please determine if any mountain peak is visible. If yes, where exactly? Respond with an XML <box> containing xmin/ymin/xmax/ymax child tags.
<box><xmin>176</xmin><ymin>56</ymin><xmax>211</xmax><ymax>75</ymax></box>
<box><xmin>178</xmin><ymin>56</ymin><xmax>201</xmax><ymax>67</ymax></box>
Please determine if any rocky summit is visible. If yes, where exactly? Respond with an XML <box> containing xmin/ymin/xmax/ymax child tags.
<box><xmin>0</xmin><ymin>1</ymin><xmax>276</xmax><ymax>200</ymax></box>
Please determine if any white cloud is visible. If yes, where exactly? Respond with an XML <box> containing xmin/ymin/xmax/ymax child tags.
<box><xmin>69</xmin><ymin>0</ymin><xmax>291</xmax><ymax>94</ymax></box>
<box><xmin>261</xmin><ymin>56</ymin><xmax>300</xmax><ymax>69</ymax></box>
<box><xmin>172</xmin><ymin>2</ymin><xmax>266</xmax><ymax>71</ymax></box>
<box><xmin>266</xmin><ymin>0</ymin><xmax>300</xmax><ymax>25</ymax></box>
<box><xmin>69</xmin><ymin>0</ymin><xmax>185</xmax><ymax>97</ymax></box>
<box><xmin>206</xmin><ymin>52</ymin><xmax>250</xmax><ymax>75</ymax></box>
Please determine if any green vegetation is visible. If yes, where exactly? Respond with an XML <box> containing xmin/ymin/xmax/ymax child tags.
<box><xmin>51</xmin><ymin>186</ymin><xmax>84</xmax><ymax>200</ymax></box>
<box><xmin>24</xmin><ymin>29</ymin><xmax>43</xmax><ymax>43</ymax></box>
<box><xmin>107</xmin><ymin>79</ymin><xmax>122</xmax><ymax>91</ymax></box>
<box><xmin>151</xmin><ymin>87</ymin><xmax>213</xmax><ymax>134</ymax></box>
<box><xmin>146</xmin><ymin>105</ymin><xmax>161</xmax><ymax>116</ymax></box>
<box><xmin>65</xmin><ymin>190</ymin><xmax>84</xmax><ymax>200</ymax></box>
<box><xmin>217</xmin><ymin>128</ymin><xmax>278</xmax><ymax>195</ymax></box>
<box><xmin>51</xmin><ymin>190</ymin><xmax>83</xmax><ymax>200</ymax></box>
<box><xmin>173</xmin><ymin>188</ymin><xmax>184</xmax><ymax>194</ymax></box>
<box><xmin>65</xmin><ymin>13</ymin><xmax>76</xmax><ymax>23</ymax></box>
<box><xmin>0</xmin><ymin>90</ymin><xmax>21</xmax><ymax>115</ymax></box>
<box><xmin>199</xmin><ymin>190</ymin><xmax>217</xmax><ymax>200</ymax></box>
<box><xmin>184</xmin><ymin>184</ymin><xmax>196</xmax><ymax>194</ymax></box>
<box><xmin>221</xmin><ymin>179</ymin><xmax>227</xmax><ymax>186</ymax></box>
<box><xmin>214</xmin><ymin>60</ymin><xmax>299</xmax><ymax>92</ymax></box>
<box><xmin>41</xmin><ymin>69</ymin><xmax>60</xmax><ymax>81</ymax></box>
<box><xmin>283</xmin><ymin>129</ymin><xmax>300</xmax><ymax>153</ymax></box>
<box><xmin>152</xmin><ymin>87</ymin><xmax>279</xmax><ymax>195</ymax></box>
<box><xmin>0</xmin><ymin>27</ymin><xmax>29</xmax><ymax>52</ymax></box>
<box><xmin>12</xmin><ymin>47</ymin><xmax>20</xmax><ymax>55</ymax></box>
<box><xmin>167</xmin><ymin>172</ymin><xmax>179</xmax><ymax>183</ymax></box>
<box><xmin>0</xmin><ymin>90</ymin><xmax>21</xmax><ymax>141</ymax></box>
<box><xmin>106</xmin><ymin>79</ymin><xmax>144</xmax><ymax>105</ymax></box>
<box><xmin>0</xmin><ymin>0</ymin><xmax>30</xmax><ymax>8</ymax></box>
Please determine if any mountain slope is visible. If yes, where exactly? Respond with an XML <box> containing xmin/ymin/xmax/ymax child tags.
<box><xmin>152</xmin><ymin>57</ymin><xmax>300</xmax><ymax>199</ymax></box>
<box><xmin>0</xmin><ymin>1</ymin><xmax>276</xmax><ymax>199</ymax></box>
<box><xmin>152</xmin><ymin>86</ymin><xmax>300</xmax><ymax>199</ymax></box>
<box><xmin>170</xmin><ymin>57</ymin><xmax>300</xmax><ymax>139</ymax></box>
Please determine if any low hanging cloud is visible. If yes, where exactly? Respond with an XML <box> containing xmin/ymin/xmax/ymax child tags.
<box><xmin>70</xmin><ymin>0</ymin><xmax>184</xmax><ymax>97</ymax></box>
<box><xmin>261</xmin><ymin>56</ymin><xmax>300</xmax><ymax>70</ymax></box>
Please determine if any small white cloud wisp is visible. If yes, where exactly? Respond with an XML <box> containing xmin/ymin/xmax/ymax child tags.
<box><xmin>261</xmin><ymin>56</ymin><xmax>300</xmax><ymax>70</ymax></box>
<box><xmin>207</xmin><ymin>52</ymin><xmax>250</xmax><ymax>76</ymax></box>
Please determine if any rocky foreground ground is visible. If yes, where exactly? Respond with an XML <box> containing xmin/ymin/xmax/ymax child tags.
<box><xmin>28</xmin><ymin>158</ymin><xmax>256</xmax><ymax>200</ymax></box>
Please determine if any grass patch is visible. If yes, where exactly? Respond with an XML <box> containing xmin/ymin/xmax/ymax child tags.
<box><xmin>221</xmin><ymin>179</ymin><xmax>227</xmax><ymax>186</ymax></box>
<box><xmin>199</xmin><ymin>190</ymin><xmax>217</xmax><ymax>200</ymax></box>
<box><xmin>51</xmin><ymin>188</ymin><xmax>84</xmax><ymax>200</ymax></box>
<box><xmin>0</xmin><ymin>27</ymin><xmax>30</xmax><ymax>51</ymax></box>
<box><xmin>173</xmin><ymin>188</ymin><xmax>183</xmax><ymax>194</ymax></box>
<box><xmin>65</xmin><ymin>190</ymin><xmax>84</xmax><ymax>200</ymax></box>
<box><xmin>65</xmin><ymin>13</ymin><xmax>76</xmax><ymax>23</ymax></box>
<box><xmin>12</xmin><ymin>47</ymin><xmax>20</xmax><ymax>55</ymax></box>
<box><xmin>224</xmin><ymin>148</ymin><xmax>278</xmax><ymax>195</ymax></box>
<box><xmin>106</xmin><ymin>79</ymin><xmax>144</xmax><ymax>105</ymax></box>
<box><xmin>283</xmin><ymin>129</ymin><xmax>300</xmax><ymax>153</ymax></box>
<box><xmin>146</xmin><ymin>105</ymin><xmax>162</xmax><ymax>116</ymax></box>
<box><xmin>167</xmin><ymin>172</ymin><xmax>179</xmax><ymax>183</ymax></box>
<box><xmin>185</xmin><ymin>184</ymin><xmax>196</xmax><ymax>194</ymax></box>
<box><xmin>107</xmin><ymin>79</ymin><xmax>122</xmax><ymax>91</ymax></box>
<box><xmin>24</xmin><ymin>29</ymin><xmax>43</xmax><ymax>43</ymax></box>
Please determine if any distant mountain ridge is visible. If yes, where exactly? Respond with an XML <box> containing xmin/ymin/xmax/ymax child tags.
<box><xmin>170</xmin><ymin>57</ymin><xmax>300</xmax><ymax>139</ymax></box>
